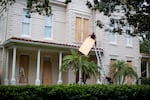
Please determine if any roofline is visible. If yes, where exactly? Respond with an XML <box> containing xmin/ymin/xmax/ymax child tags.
<box><xmin>50</xmin><ymin>0</ymin><xmax>67</xmax><ymax>7</ymax></box>
<box><xmin>3</xmin><ymin>37</ymin><xmax>80</xmax><ymax>49</ymax></box>
<box><xmin>3</xmin><ymin>37</ymin><xmax>103</xmax><ymax>54</ymax></box>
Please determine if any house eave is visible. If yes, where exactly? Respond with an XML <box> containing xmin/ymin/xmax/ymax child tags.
<box><xmin>3</xmin><ymin>37</ymin><xmax>79</xmax><ymax>50</ymax></box>
<box><xmin>50</xmin><ymin>0</ymin><xmax>67</xmax><ymax>7</ymax></box>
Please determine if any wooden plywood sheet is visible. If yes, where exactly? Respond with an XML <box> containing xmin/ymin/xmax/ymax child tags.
<box><xmin>79</xmin><ymin>36</ymin><xmax>95</xmax><ymax>56</ymax></box>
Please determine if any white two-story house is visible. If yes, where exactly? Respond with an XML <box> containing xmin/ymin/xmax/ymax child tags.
<box><xmin>0</xmin><ymin>0</ymin><xmax>141</xmax><ymax>85</ymax></box>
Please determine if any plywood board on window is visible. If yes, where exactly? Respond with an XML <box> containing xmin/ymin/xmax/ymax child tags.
<box><xmin>75</xmin><ymin>17</ymin><xmax>81</xmax><ymax>42</ymax></box>
<box><xmin>79</xmin><ymin>36</ymin><xmax>95</xmax><ymax>56</ymax></box>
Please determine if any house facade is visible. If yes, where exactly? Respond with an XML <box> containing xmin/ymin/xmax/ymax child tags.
<box><xmin>0</xmin><ymin>0</ymin><xmax>141</xmax><ymax>85</ymax></box>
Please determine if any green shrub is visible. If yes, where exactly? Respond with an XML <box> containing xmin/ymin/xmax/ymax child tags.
<box><xmin>0</xmin><ymin>84</ymin><xmax>150</xmax><ymax>100</ymax></box>
<box><xmin>141</xmin><ymin>77</ymin><xmax>150</xmax><ymax>85</ymax></box>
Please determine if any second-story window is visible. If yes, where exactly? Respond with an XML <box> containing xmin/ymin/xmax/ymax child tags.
<box><xmin>126</xmin><ymin>34</ymin><xmax>132</xmax><ymax>46</ymax></box>
<box><xmin>0</xmin><ymin>15</ymin><xmax>2</xmax><ymax>41</ymax></box>
<box><xmin>22</xmin><ymin>9</ymin><xmax>30</xmax><ymax>36</ymax></box>
<box><xmin>75</xmin><ymin>17</ymin><xmax>89</xmax><ymax>42</ymax></box>
<box><xmin>109</xmin><ymin>19</ymin><xmax>117</xmax><ymax>44</ymax></box>
<box><xmin>125</xmin><ymin>24</ymin><xmax>132</xmax><ymax>46</ymax></box>
<box><xmin>45</xmin><ymin>16</ymin><xmax>52</xmax><ymax>39</ymax></box>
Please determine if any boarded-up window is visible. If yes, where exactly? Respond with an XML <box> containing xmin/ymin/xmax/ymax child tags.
<box><xmin>19</xmin><ymin>55</ymin><xmax>29</xmax><ymax>83</ymax></box>
<box><xmin>42</xmin><ymin>57</ymin><xmax>52</xmax><ymax>85</ymax></box>
<box><xmin>127</xmin><ymin>60</ymin><xmax>132</xmax><ymax>85</ymax></box>
<box><xmin>75</xmin><ymin>17</ymin><xmax>89</xmax><ymax>42</ymax></box>
<box><xmin>109</xmin><ymin>59</ymin><xmax>116</xmax><ymax>83</ymax></box>
<box><xmin>75</xmin><ymin>17</ymin><xmax>81</xmax><ymax>42</ymax></box>
<box><xmin>83</xmin><ymin>18</ymin><xmax>89</xmax><ymax>40</ymax></box>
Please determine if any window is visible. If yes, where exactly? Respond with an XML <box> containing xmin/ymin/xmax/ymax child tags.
<box><xmin>127</xmin><ymin>60</ymin><xmax>132</xmax><ymax>67</ymax></box>
<box><xmin>75</xmin><ymin>17</ymin><xmax>89</xmax><ymax>42</ymax></box>
<box><xmin>141</xmin><ymin>61</ymin><xmax>147</xmax><ymax>77</ymax></box>
<box><xmin>126</xmin><ymin>60</ymin><xmax>133</xmax><ymax>84</ymax></box>
<box><xmin>22</xmin><ymin>9</ymin><xmax>30</xmax><ymax>36</ymax></box>
<box><xmin>125</xmin><ymin>24</ymin><xmax>132</xmax><ymax>46</ymax></box>
<box><xmin>109</xmin><ymin>19</ymin><xmax>117</xmax><ymax>44</ymax></box>
<box><xmin>0</xmin><ymin>15</ymin><xmax>2</xmax><ymax>41</ymax></box>
<box><xmin>45</xmin><ymin>16</ymin><xmax>52</xmax><ymax>39</ymax></box>
<box><xmin>109</xmin><ymin>59</ymin><xmax>117</xmax><ymax>83</ymax></box>
<box><xmin>126</xmin><ymin>34</ymin><xmax>132</xmax><ymax>46</ymax></box>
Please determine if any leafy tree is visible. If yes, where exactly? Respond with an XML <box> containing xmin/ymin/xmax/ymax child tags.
<box><xmin>61</xmin><ymin>49</ymin><xmax>99</xmax><ymax>84</ymax></box>
<box><xmin>0</xmin><ymin>0</ymin><xmax>52</xmax><ymax>16</ymax></box>
<box><xmin>1</xmin><ymin>0</ymin><xmax>149</xmax><ymax>37</ymax></box>
<box><xmin>110</xmin><ymin>60</ymin><xmax>137</xmax><ymax>84</ymax></box>
<box><xmin>140</xmin><ymin>39</ymin><xmax>150</xmax><ymax>54</ymax></box>
<box><xmin>85</xmin><ymin>0</ymin><xmax>150</xmax><ymax>37</ymax></box>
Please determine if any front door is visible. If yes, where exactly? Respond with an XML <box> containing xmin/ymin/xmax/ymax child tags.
<box><xmin>19</xmin><ymin>55</ymin><xmax>29</xmax><ymax>83</ymax></box>
<box><xmin>42</xmin><ymin>57</ymin><xmax>51</xmax><ymax>85</ymax></box>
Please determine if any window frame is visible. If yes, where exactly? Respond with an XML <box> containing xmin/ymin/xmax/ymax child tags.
<box><xmin>75</xmin><ymin>16</ymin><xmax>89</xmax><ymax>42</ymax></box>
<box><xmin>44</xmin><ymin>15</ymin><xmax>53</xmax><ymax>40</ymax></box>
<box><xmin>22</xmin><ymin>9</ymin><xmax>31</xmax><ymax>37</ymax></box>
<box><xmin>109</xmin><ymin>21</ymin><xmax>117</xmax><ymax>44</ymax></box>
<box><xmin>126</xmin><ymin>34</ymin><xmax>133</xmax><ymax>47</ymax></box>
<box><xmin>0</xmin><ymin>15</ymin><xmax>2</xmax><ymax>41</ymax></box>
<box><xmin>125</xmin><ymin>24</ymin><xmax>133</xmax><ymax>47</ymax></box>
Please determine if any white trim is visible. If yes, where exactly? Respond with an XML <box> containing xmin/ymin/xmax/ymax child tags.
<box><xmin>44</xmin><ymin>15</ymin><xmax>53</xmax><ymax>40</ymax></box>
<box><xmin>126</xmin><ymin>34</ymin><xmax>133</xmax><ymax>47</ymax></box>
<box><xmin>109</xmin><ymin>42</ymin><xmax>117</xmax><ymax>46</ymax></box>
<box><xmin>21</xmin><ymin>9</ymin><xmax>31</xmax><ymax>37</ymax></box>
<box><xmin>55</xmin><ymin>0</ymin><xmax>65</xmax><ymax>2</ymax></box>
<box><xmin>109</xmin><ymin>22</ymin><xmax>117</xmax><ymax>44</ymax></box>
<box><xmin>109</xmin><ymin>54</ymin><xmax>119</xmax><ymax>60</ymax></box>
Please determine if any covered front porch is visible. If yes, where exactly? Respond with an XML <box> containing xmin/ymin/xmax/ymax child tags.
<box><xmin>3</xmin><ymin>37</ymin><xmax>80</xmax><ymax>85</ymax></box>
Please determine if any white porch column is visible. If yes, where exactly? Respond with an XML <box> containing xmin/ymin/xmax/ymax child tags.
<box><xmin>35</xmin><ymin>49</ymin><xmax>41</xmax><ymax>85</ymax></box>
<box><xmin>57</xmin><ymin>51</ymin><xmax>63</xmax><ymax>84</ymax></box>
<box><xmin>4</xmin><ymin>49</ymin><xmax>9</xmax><ymax>85</ymax></box>
<box><xmin>10</xmin><ymin>47</ymin><xmax>17</xmax><ymax>85</ymax></box>
<box><xmin>146</xmin><ymin>61</ymin><xmax>149</xmax><ymax>78</ymax></box>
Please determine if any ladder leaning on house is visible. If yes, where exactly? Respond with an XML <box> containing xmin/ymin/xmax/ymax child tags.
<box><xmin>78</xmin><ymin>33</ymin><xmax>107</xmax><ymax>84</ymax></box>
<box><xmin>94</xmin><ymin>44</ymin><xmax>106</xmax><ymax>84</ymax></box>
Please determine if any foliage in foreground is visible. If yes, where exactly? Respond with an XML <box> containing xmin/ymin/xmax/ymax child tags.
<box><xmin>0</xmin><ymin>84</ymin><xmax>150</xmax><ymax>100</ymax></box>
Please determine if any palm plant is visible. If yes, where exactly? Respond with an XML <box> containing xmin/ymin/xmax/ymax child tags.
<box><xmin>61</xmin><ymin>49</ymin><xmax>99</xmax><ymax>84</ymax></box>
<box><xmin>123</xmin><ymin>65</ymin><xmax>138</xmax><ymax>84</ymax></box>
<box><xmin>110</xmin><ymin>60</ymin><xmax>138</xmax><ymax>84</ymax></box>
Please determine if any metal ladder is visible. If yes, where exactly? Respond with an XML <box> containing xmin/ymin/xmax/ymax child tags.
<box><xmin>94</xmin><ymin>45</ymin><xmax>106</xmax><ymax>84</ymax></box>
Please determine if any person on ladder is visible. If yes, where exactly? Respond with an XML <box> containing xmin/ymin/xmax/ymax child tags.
<box><xmin>90</xmin><ymin>32</ymin><xmax>112</xmax><ymax>84</ymax></box>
